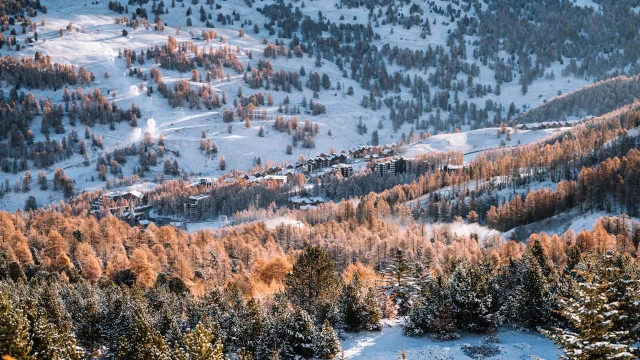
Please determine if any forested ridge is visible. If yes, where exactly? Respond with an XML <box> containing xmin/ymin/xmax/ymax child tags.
<box><xmin>1</xmin><ymin>192</ymin><xmax>640</xmax><ymax>358</ymax></box>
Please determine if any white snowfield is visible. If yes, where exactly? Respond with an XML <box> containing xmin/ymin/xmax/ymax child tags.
<box><xmin>401</xmin><ymin>126</ymin><xmax>572</xmax><ymax>161</ymax></box>
<box><xmin>341</xmin><ymin>319</ymin><xmax>560</xmax><ymax>359</ymax></box>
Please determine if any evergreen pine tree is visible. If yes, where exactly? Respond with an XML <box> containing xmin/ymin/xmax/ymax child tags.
<box><xmin>544</xmin><ymin>252</ymin><xmax>635</xmax><ymax>359</ymax></box>
<box><xmin>383</xmin><ymin>249</ymin><xmax>415</xmax><ymax>316</ymax></box>
<box><xmin>450</xmin><ymin>263</ymin><xmax>497</xmax><ymax>333</ymax></box>
<box><xmin>529</xmin><ymin>239</ymin><xmax>555</xmax><ymax>279</ymax></box>
<box><xmin>564</xmin><ymin>245</ymin><xmax>582</xmax><ymax>275</ymax></box>
<box><xmin>608</xmin><ymin>254</ymin><xmax>640</xmax><ymax>344</ymax></box>
<box><xmin>313</xmin><ymin>320</ymin><xmax>340</xmax><ymax>359</ymax></box>
<box><xmin>176</xmin><ymin>317</ymin><xmax>226</xmax><ymax>360</ymax></box>
<box><xmin>338</xmin><ymin>274</ymin><xmax>362</xmax><ymax>332</ymax></box>
<box><xmin>257</xmin><ymin>304</ymin><xmax>314</xmax><ymax>360</ymax></box>
<box><xmin>510</xmin><ymin>254</ymin><xmax>554</xmax><ymax>329</ymax></box>
<box><xmin>285</xmin><ymin>246</ymin><xmax>342</xmax><ymax>324</ymax></box>
<box><xmin>283</xmin><ymin>307</ymin><xmax>315</xmax><ymax>359</ymax></box>
<box><xmin>31</xmin><ymin>316</ymin><xmax>80</xmax><ymax>360</ymax></box>
<box><xmin>72</xmin><ymin>294</ymin><xmax>103</xmax><ymax>356</ymax></box>
<box><xmin>404</xmin><ymin>275</ymin><xmax>457</xmax><ymax>339</ymax></box>
<box><xmin>118</xmin><ymin>315</ymin><xmax>172</xmax><ymax>360</ymax></box>
<box><xmin>362</xmin><ymin>287</ymin><xmax>382</xmax><ymax>331</ymax></box>
<box><xmin>222</xmin><ymin>285</ymin><xmax>262</xmax><ymax>353</ymax></box>
<box><xmin>0</xmin><ymin>288</ymin><xmax>32</xmax><ymax>359</ymax></box>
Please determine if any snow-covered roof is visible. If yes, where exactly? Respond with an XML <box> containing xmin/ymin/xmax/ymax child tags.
<box><xmin>263</xmin><ymin>175</ymin><xmax>287</xmax><ymax>181</ymax></box>
<box><xmin>106</xmin><ymin>190</ymin><xmax>144</xmax><ymax>199</ymax></box>
<box><xmin>129</xmin><ymin>190</ymin><xmax>144</xmax><ymax>198</ymax></box>
<box><xmin>332</xmin><ymin>163</ymin><xmax>353</xmax><ymax>169</ymax></box>
<box><xmin>189</xmin><ymin>194</ymin><xmax>210</xmax><ymax>201</ymax></box>
<box><xmin>288</xmin><ymin>196</ymin><xmax>326</xmax><ymax>204</ymax></box>
<box><xmin>445</xmin><ymin>163</ymin><xmax>467</xmax><ymax>170</ymax></box>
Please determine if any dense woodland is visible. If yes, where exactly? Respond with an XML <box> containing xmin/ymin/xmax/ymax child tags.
<box><xmin>2</xmin><ymin>190</ymin><xmax>640</xmax><ymax>358</ymax></box>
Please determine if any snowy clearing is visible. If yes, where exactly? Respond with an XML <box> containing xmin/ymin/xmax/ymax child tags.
<box><xmin>341</xmin><ymin>319</ymin><xmax>560</xmax><ymax>360</ymax></box>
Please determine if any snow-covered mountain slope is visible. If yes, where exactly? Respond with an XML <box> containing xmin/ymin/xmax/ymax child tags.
<box><xmin>0</xmin><ymin>0</ymin><xmax>625</xmax><ymax>212</ymax></box>
<box><xmin>401</xmin><ymin>125</ymin><xmax>572</xmax><ymax>161</ymax></box>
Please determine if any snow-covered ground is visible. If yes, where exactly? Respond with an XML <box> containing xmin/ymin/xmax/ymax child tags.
<box><xmin>420</xmin><ymin>221</ymin><xmax>501</xmax><ymax>244</ymax></box>
<box><xmin>502</xmin><ymin>209</ymin><xmax>640</xmax><ymax>240</ymax></box>
<box><xmin>184</xmin><ymin>215</ymin><xmax>303</xmax><ymax>233</ymax></box>
<box><xmin>401</xmin><ymin>126</ymin><xmax>572</xmax><ymax>162</ymax></box>
<box><xmin>341</xmin><ymin>319</ymin><xmax>560</xmax><ymax>360</ymax></box>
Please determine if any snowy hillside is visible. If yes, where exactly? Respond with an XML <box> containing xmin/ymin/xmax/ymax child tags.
<box><xmin>0</xmin><ymin>0</ymin><xmax>607</xmax><ymax>211</ymax></box>
<box><xmin>401</xmin><ymin>125</ymin><xmax>572</xmax><ymax>161</ymax></box>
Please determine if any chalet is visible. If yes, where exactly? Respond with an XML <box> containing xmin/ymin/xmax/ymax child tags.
<box><xmin>262</xmin><ymin>175</ymin><xmax>288</xmax><ymax>185</ymax></box>
<box><xmin>199</xmin><ymin>177</ymin><xmax>215</xmax><ymax>187</ymax></box>
<box><xmin>90</xmin><ymin>198</ymin><xmax>152</xmax><ymax>224</ymax></box>
<box><xmin>90</xmin><ymin>190</ymin><xmax>147</xmax><ymax>218</ymax></box>
<box><xmin>349</xmin><ymin>145</ymin><xmax>373</xmax><ymax>159</ymax></box>
<box><xmin>106</xmin><ymin>190</ymin><xmax>144</xmax><ymax>203</ymax></box>
<box><xmin>129</xmin><ymin>205</ymin><xmax>152</xmax><ymax>222</ymax></box>
<box><xmin>284</xmin><ymin>171</ymin><xmax>298</xmax><ymax>183</ymax></box>
<box><xmin>309</xmin><ymin>169</ymin><xmax>331</xmax><ymax>180</ymax></box>
<box><xmin>442</xmin><ymin>163</ymin><xmax>468</xmax><ymax>173</ymax></box>
<box><xmin>288</xmin><ymin>196</ymin><xmax>326</xmax><ymax>210</ymax></box>
<box><xmin>266</xmin><ymin>166</ymin><xmax>283</xmax><ymax>175</ymax></box>
<box><xmin>305</xmin><ymin>158</ymin><xmax>317</xmax><ymax>173</ymax></box>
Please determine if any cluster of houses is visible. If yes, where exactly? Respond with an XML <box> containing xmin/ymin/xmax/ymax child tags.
<box><xmin>517</xmin><ymin>121</ymin><xmax>574</xmax><ymax>130</ymax></box>
<box><xmin>348</xmin><ymin>145</ymin><xmax>396</xmax><ymax>159</ymax></box>
<box><xmin>240</xmin><ymin>173</ymin><xmax>290</xmax><ymax>184</ymax></box>
<box><xmin>90</xmin><ymin>190</ymin><xmax>153</xmax><ymax>224</ymax></box>
<box><xmin>287</xmin><ymin>196</ymin><xmax>327</xmax><ymax>210</ymax></box>
<box><xmin>441</xmin><ymin>163</ymin><xmax>467</xmax><ymax>173</ymax></box>
<box><xmin>299</xmin><ymin>152</ymin><xmax>348</xmax><ymax>173</ymax></box>
<box><xmin>291</xmin><ymin>146</ymin><xmax>403</xmax><ymax>179</ymax></box>
<box><xmin>189</xmin><ymin>145</ymin><xmax>405</xmax><ymax>190</ymax></box>
<box><xmin>88</xmin><ymin>142</ymin><xmax>472</xmax><ymax>228</ymax></box>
